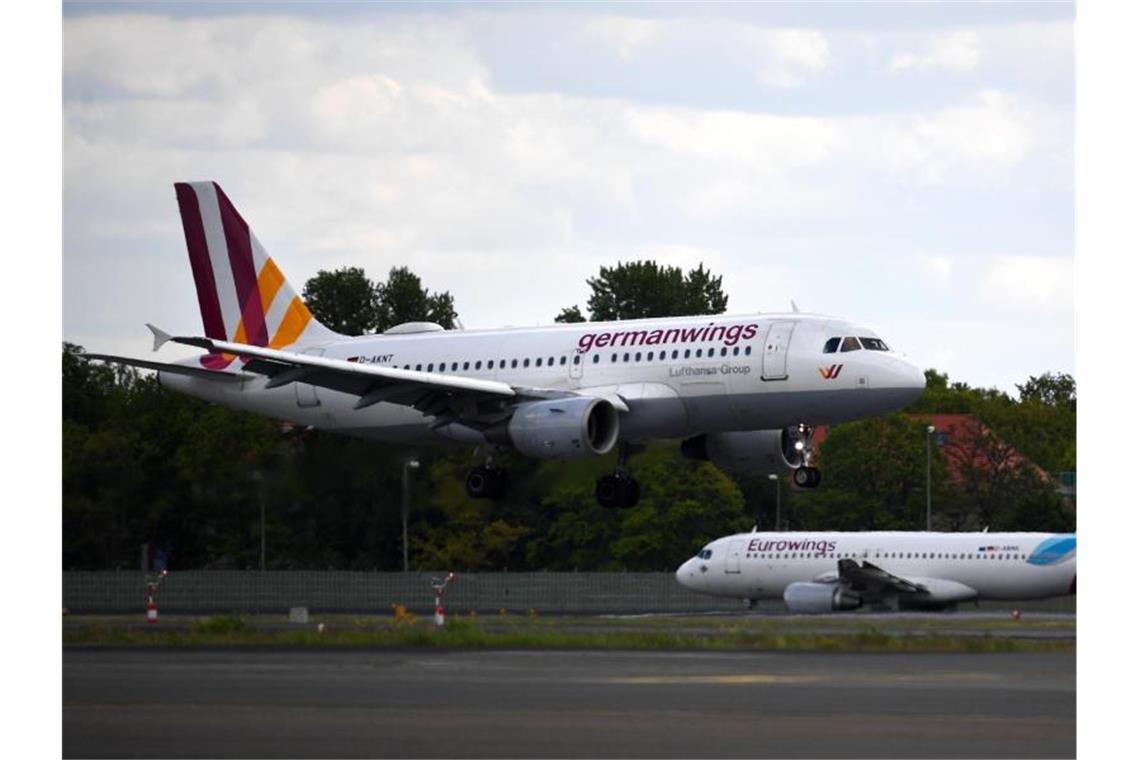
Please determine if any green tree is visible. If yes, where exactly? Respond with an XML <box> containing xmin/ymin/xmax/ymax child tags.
<box><xmin>530</xmin><ymin>444</ymin><xmax>750</xmax><ymax>571</ymax></box>
<box><xmin>795</xmin><ymin>414</ymin><xmax>950</xmax><ymax>531</ymax></box>
<box><xmin>1017</xmin><ymin>372</ymin><xmax>1076</xmax><ymax>410</ymax></box>
<box><xmin>301</xmin><ymin>267</ymin><xmax>377</xmax><ymax>336</ymax></box>
<box><xmin>569</xmin><ymin>261</ymin><xmax>729</xmax><ymax>321</ymax></box>
<box><xmin>554</xmin><ymin>305</ymin><xmax>587</xmax><ymax>323</ymax></box>
<box><xmin>374</xmin><ymin>266</ymin><xmax>458</xmax><ymax>331</ymax></box>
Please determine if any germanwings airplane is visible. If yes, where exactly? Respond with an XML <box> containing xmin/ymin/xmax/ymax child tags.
<box><xmin>89</xmin><ymin>182</ymin><xmax>926</xmax><ymax>507</ymax></box>
<box><xmin>675</xmin><ymin>531</ymin><xmax>1076</xmax><ymax>612</ymax></box>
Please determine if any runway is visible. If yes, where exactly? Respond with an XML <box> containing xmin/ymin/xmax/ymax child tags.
<box><xmin>63</xmin><ymin>648</ymin><xmax>1074</xmax><ymax>758</ymax></box>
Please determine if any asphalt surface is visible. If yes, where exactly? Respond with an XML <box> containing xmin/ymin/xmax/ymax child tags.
<box><xmin>63</xmin><ymin>648</ymin><xmax>1074</xmax><ymax>758</ymax></box>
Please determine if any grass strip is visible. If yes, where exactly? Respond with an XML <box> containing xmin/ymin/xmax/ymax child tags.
<box><xmin>63</xmin><ymin>616</ymin><xmax>1074</xmax><ymax>654</ymax></box>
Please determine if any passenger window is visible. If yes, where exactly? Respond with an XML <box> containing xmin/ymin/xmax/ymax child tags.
<box><xmin>475</xmin><ymin>361</ymin><xmax>482</xmax><ymax>370</ymax></box>
<box><xmin>623</xmin><ymin>353</ymin><xmax>630</xmax><ymax>362</ymax></box>
<box><xmin>462</xmin><ymin>362</ymin><xmax>469</xmax><ymax>370</ymax></box>
<box><xmin>823</xmin><ymin>337</ymin><xmax>841</xmax><ymax>353</ymax></box>
<box><xmin>452</xmin><ymin>362</ymin><xmax>459</xmax><ymax>371</ymax></box>
<box><xmin>611</xmin><ymin>353</ymin><xmax>617</xmax><ymax>363</ymax></box>
<box><xmin>733</xmin><ymin>347</ymin><xmax>739</xmax><ymax>356</ymax></box>
<box><xmin>427</xmin><ymin>363</ymin><xmax>434</xmax><ymax>372</ymax></box>
<box><xmin>659</xmin><ymin>351</ymin><xmax>666</xmax><ymax>360</ymax></box>
<box><xmin>548</xmin><ymin>357</ymin><xmax>554</xmax><ymax>366</ymax></box>
<box><xmin>635</xmin><ymin>352</ymin><xmax>641</xmax><ymax>361</ymax></box>
<box><xmin>840</xmin><ymin>336</ymin><xmax>861</xmax><ymax>352</ymax></box>
<box><xmin>721</xmin><ymin>347</ymin><xmax>728</xmax><ymax>356</ymax></box>
<box><xmin>745</xmin><ymin>346</ymin><xmax>751</xmax><ymax>355</ymax></box>
<box><xmin>672</xmin><ymin>350</ymin><xmax>678</xmax><ymax>359</ymax></box>
<box><xmin>646</xmin><ymin>352</ymin><xmax>653</xmax><ymax>362</ymax></box>
<box><xmin>511</xmin><ymin>359</ymin><xmax>517</xmax><ymax>368</ymax></box>
<box><xmin>593</xmin><ymin>355</ymin><xmax>599</xmax><ymax>364</ymax></box>
<box><xmin>696</xmin><ymin>349</ymin><xmax>703</xmax><ymax>358</ymax></box>
<box><xmin>684</xmin><ymin>349</ymin><xmax>691</xmax><ymax>358</ymax></box>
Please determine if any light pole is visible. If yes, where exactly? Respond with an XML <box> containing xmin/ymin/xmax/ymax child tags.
<box><xmin>251</xmin><ymin>470</ymin><xmax>265</xmax><ymax>571</ymax></box>
<box><xmin>925</xmin><ymin>425</ymin><xmax>935</xmax><ymax>531</ymax></box>
<box><xmin>768</xmin><ymin>473</ymin><xmax>781</xmax><ymax>531</ymax></box>
<box><xmin>402</xmin><ymin>459</ymin><xmax>420</xmax><ymax>572</ymax></box>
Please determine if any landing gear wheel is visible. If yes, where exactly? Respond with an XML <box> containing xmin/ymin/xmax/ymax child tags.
<box><xmin>793</xmin><ymin>466</ymin><xmax>821</xmax><ymax>488</ymax></box>
<box><xmin>465</xmin><ymin>465</ymin><xmax>509</xmax><ymax>499</ymax></box>
<box><xmin>596</xmin><ymin>473</ymin><xmax>641</xmax><ymax>508</ymax></box>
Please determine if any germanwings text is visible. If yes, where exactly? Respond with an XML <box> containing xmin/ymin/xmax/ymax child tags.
<box><xmin>576</xmin><ymin>322</ymin><xmax>760</xmax><ymax>354</ymax></box>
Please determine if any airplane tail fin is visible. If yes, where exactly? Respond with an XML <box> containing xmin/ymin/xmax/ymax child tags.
<box><xmin>173</xmin><ymin>182</ymin><xmax>339</xmax><ymax>368</ymax></box>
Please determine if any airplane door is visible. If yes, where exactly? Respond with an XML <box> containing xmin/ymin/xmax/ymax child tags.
<box><xmin>295</xmin><ymin>348</ymin><xmax>325</xmax><ymax>408</ymax></box>
<box><xmin>762</xmin><ymin>322</ymin><xmax>795</xmax><ymax>381</ymax></box>
<box><xmin>725</xmin><ymin>539</ymin><xmax>744</xmax><ymax>574</ymax></box>
<box><xmin>567</xmin><ymin>351</ymin><xmax>583</xmax><ymax>388</ymax></box>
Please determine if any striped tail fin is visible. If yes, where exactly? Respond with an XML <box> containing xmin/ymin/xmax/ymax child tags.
<box><xmin>173</xmin><ymin>182</ymin><xmax>339</xmax><ymax>369</ymax></box>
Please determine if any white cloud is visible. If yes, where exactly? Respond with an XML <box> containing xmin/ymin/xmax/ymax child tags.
<box><xmin>61</xmin><ymin>9</ymin><xmax>1073</xmax><ymax>392</ymax></box>
<box><xmin>751</xmin><ymin>29</ymin><xmax>832</xmax><ymax>87</ymax></box>
<box><xmin>979</xmin><ymin>256</ymin><xmax>1073</xmax><ymax>312</ymax></box>
<box><xmin>876</xmin><ymin>90</ymin><xmax>1035</xmax><ymax>181</ymax></box>
<box><xmin>588</xmin><ymin>16</ymin><xmax>660</xmax><ymax>61</ymax></box>
<box><xmin>917</xmin><ymin>254</ymin><xmax>954</xmax><ymax>286</ymax></box>
<box><xmin>892</xmin><ymin>31</ymin><xmax>982</xmax><ymax>73</ymax></box>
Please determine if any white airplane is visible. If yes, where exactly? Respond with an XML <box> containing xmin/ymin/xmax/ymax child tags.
<box><xmin>88</xmin><ymin>182</ymin><xmax>926</xmax><ymax>507</ymax></box>
<box><xmin>675</xmin><ymin>531</ymin><xmax>1076</xmax><ymax>612</ymax></box>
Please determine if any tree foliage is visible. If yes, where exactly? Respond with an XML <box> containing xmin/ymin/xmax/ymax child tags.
<box><xmin>300</xmin><ymin>266</ymin><xmax>458</xmax><ymax>336</ymax></box>
<box><xmin>301</xmin><ymin>267</ymin><xmax>377</xmax><ymax>336</ymax></box>
<box><xmin>561</xmin><ymin>261</ymin><xmax>729</xmax><ymax>322</ymax></box>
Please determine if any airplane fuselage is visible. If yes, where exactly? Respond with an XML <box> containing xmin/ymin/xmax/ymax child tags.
<box><xmin>676</xmin><ymin>531</ymin><xmax>1077</xmax><ymax>603</ymax></box>
<box><xmin>160</xmin><ymin>311</ymin><xmax>925</xmax><ymax>446</ymax></box>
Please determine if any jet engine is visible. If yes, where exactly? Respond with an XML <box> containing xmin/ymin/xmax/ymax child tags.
<box><xmin>506</xmin><ymin>397</ymin><xmax>620</xmax><ymax>459</ymax></box>
<box><xmin>782</xmin><ymin>582</ymin><xmax>862</xmax><ymax>614</ymax></box>
<box><xmin>680</xmin><ymin>428</ymin><xmax>805</xmax><ymax>476</ymax></box>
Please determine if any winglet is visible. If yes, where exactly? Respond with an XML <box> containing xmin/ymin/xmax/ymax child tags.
<box><xmin>790</xmin><ymin>300</ymin><xmax>800</xmax><ymax>313</ymax></box>
<box><xmin>146</xmin><ymin>323</ymin><xmax>172</xmax><ymax>352</ymax></box>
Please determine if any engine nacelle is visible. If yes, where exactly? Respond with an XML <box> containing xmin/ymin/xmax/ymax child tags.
<box><xmin>680</xmin><ymin>429</ymin><xmax>804</xmax><ymax>476</ymax></box>
<box><xmin>783</xmin><ymin>582</ymin><xmax>863</xmax><ymax>614</ymax></box>
<box><xmin>507</xmin><ymin>397</ymin><xmax>620</xmax><ymax>459</ymax></box>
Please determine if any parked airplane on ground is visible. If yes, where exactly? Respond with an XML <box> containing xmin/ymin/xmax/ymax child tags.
<box><xmin>89</xmin><ymin>182</ymin><xmax>926</xmax><ymax>507</ymax></box>
<box><xmin>675</xmin><ymin>531</ymin><xmax>1076</xmax><ymax>612</ymax></box>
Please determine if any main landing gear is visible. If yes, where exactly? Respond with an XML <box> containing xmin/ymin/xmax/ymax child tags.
<box><xmin>464</xmin><ymin>463</ymin><xmax>509</xmax><ymax>499</ymax></box>
<box><xmin>596</xmin><ymin>442</ymin><xmax>641</xmax><ymax>509</ymax></box>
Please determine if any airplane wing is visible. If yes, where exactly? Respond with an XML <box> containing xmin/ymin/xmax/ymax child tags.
<box><xmin>83</xmin><ymin>354</ymin><xmax>244</xmax><ymax>383</ymax></box>
<box><xmin>157</xmin><ymin>332</ymin><xmax>579</xmax><ymax>422</ymax></box>
<box><xmin>836</xmin><ymin>558</ymin><xmax>925</xmax><ymax>596</ymax></box>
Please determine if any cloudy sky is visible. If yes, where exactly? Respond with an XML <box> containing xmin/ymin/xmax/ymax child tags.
<box><xmin>62</xmin><ymin>1</ymin><xmax>1074</xmax><ymax>394</ymax></box>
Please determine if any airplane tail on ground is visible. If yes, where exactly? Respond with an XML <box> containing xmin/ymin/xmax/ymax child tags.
<box><xmin>174</xmin><ymin>182</ymin><xmax>339</xmax><ymax>368</ymax></box>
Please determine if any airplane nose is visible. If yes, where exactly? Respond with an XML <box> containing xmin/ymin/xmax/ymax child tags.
<box><xmin>675</xmin><ymin>559</ymin><xmax>695</xmax><ymax>589</ymax></box>
<box><xmin>889</xmin><ymin>357</ymin><xmax>926</xmax><ymax>402</ymax></box>
<box><xmin>904</xmin><ymin>360</ymin><xmax>926</xmax><ymax>392</ymax></box>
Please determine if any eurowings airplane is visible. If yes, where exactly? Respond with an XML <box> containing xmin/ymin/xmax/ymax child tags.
<box><xmin>89</xmin><ymin>182</ymin><xmax>926</xmax><ymax>507</ymax></box>
<box><xmin>675</xmin><ymin>531</ymin><xmax>1076</xmax><ymax>612</ymax></box>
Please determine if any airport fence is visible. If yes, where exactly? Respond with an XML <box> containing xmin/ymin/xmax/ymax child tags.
<box><xmin>62</xmin><ymin>571</ymin><xmax>1078</xmax><ymax>616</ymax></box>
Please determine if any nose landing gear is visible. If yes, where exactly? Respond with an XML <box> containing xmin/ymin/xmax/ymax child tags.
<box><xmin>790</xmin><ymin>423</ymin><xmax>821</xmax><ymax>488</ymax></box>
<box><xmin>793</xmin><ymin>466</ymin><xmax>821</xmax><ymax>488</ymax></box>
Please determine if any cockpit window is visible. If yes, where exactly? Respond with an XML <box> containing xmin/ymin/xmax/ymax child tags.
<box><xmin>697</xmin><ymin>549</ymin><xmax>713</xmax><ymax>560</ymax></box>
<box><xmin>823</xmin><ymin>337</ymin><xmax>841</xmax><ymax>354</ymax></box>
<box><xmin>859</xmin><ymin>337</ymin><xmax>889</xmax><ymax>351</ymax></box>
<box><xmin>840</xmin><ymin>336</ymin><xmax>861</xmax><ymax>352</ymax></box>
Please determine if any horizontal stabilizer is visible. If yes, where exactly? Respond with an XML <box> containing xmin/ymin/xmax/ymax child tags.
<box><xmin>146</xmin><ymin>323</ymin><xmax>172</xmax><ymax>352</ymax></box>
<box><xmin>84</xmin><ymin>354</ymin><xmax>243</xmax><ymax>382</ymax></box>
